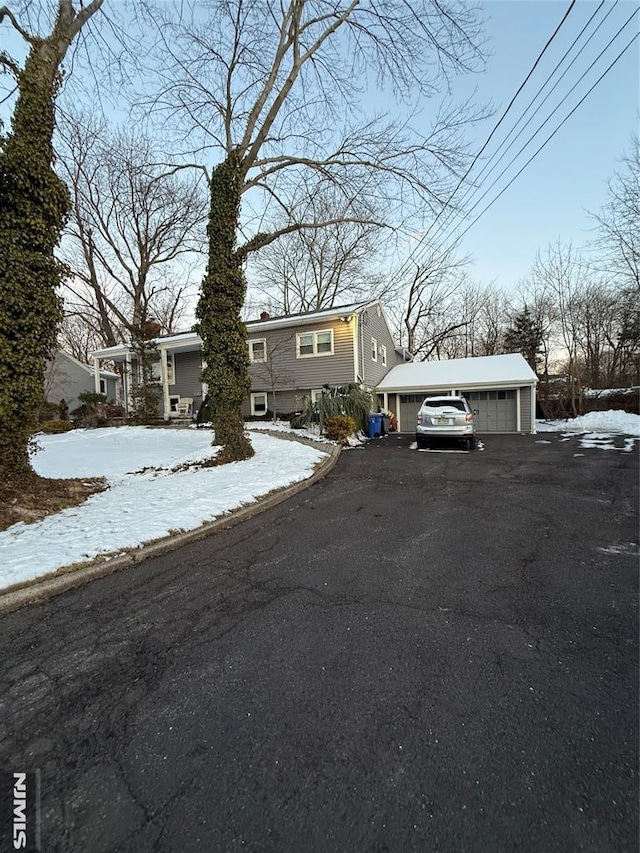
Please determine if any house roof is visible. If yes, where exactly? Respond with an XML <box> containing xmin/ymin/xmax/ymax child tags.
<box><xmin>92</xmin><ymin>301</ymin><xmax>381</xmax><ymax>359</ymax></box>
<box><xmin>376</xmin><ymin>354</ymin><xmax>538</xmax><ymax>392</ymax></box>
<box><xmin>57</xmin><ymin>350</ymin><xmax>119</xmax><ymax>378</ymax></box>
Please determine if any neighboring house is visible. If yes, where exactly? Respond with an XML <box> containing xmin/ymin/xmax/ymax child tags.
<box><xmin>91</xmin><ymin>301</ymin><xmax>410</xmax><ymax>420</ymax></box>
<box><xmin>45</xmin><ymin>350</ymin><xmax>120</xmax><ymax>414</ymax></box>
<box><xmin>377</xmin><ymin>354</ymin><xmax>538</xmax><ymax>434</ymax></box>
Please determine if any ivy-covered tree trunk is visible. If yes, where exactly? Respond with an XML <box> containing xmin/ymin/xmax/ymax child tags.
<box><xmin>0</xmin><ymin>49</ymin><xmax>69</xmax><ymax>485</ymax></box>
<box><xmin>0</xmin><ymin>2</ymin><xmax>103</xmax><ymax>493</ymax></box>
<box><xmin>195</xmin><ymin>152</ymin><xmax>254</xmax><ymax>463</ymax></box>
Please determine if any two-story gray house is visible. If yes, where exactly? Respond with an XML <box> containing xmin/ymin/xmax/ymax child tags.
<box><xmin>91</xmin><ymin>301</ymin><xmax>409</xmax><ymax>420</ymax></box>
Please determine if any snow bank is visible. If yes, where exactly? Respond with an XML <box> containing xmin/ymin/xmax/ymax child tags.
<box><xmin>536</xmin><ymin>410</ymin><xmax>640</xmax><ymax>436</ymax></box>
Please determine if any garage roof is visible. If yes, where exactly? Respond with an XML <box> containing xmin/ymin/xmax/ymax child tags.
<box><xmin>377</xmin><ymin>353</ymin><xmax>537</xmax><ymax>391</ymax></box>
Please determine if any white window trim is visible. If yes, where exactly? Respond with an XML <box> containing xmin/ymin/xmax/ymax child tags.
<box><xmin>249</xmin><ymin>338</ymin><xmax>267</xmax><ymax>363</ymax></box>
<box><xmin>99</xmin><ymin>378</ymin><xmax>107</xmax><ymax>395</ymax></box>
<box><xmin>296</xmin><ymin>328</ymin><xmax>334</xmax><ymax>359</ymax></box>
<box><xmin>311</xmin><ymin>389</ymin><xmax>324</xmax><ymax>403</ymax></box>
<box><xmin>169</xmin><ymin>394</ymin><xmax>180</xmax><ymax>413</ymax></box>
<box><xmin>251</xmin><ymin>392</ymin><xmax>268</xmax><ymax>416</ymax></box>
<box><xmin>371</xmin><ymin>337</ymin><xmax>378</xmax><ymax>362</ymax></box>
<box><xmin>380</xmin><ymin>344</ymin><xmax>387</xmax><ymax>367</ymax></box>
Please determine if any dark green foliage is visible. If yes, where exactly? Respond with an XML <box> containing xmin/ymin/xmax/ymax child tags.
<box><xmin>38</xmin><ymin>400</ymin><xmax>62</xmax><ymax>423</ymax></box>
<box><xmin>39</xmin><ymin>419</ymin><xmax>74</xmax><ymax>434</ymax></box>
<box><xmin>323</xmin><ymin>415</ymin><xmax>357</xmax><ymax>443</ymax></box>
<box><xmin>0</xmin><ymin>49</ymin><xmax>69</xmax><ymax>484</ymax></box>
<box><xmin>58</xmin><ymin>398</ymin><xmax>69</xmax><ymax>421</ymax></box>
<box><xmin>195</xmin><ymin>152</ymin><xmax>254</xmax><ymax>463</ymax></box>
<box><xmin>78</xmin><ymin>391</ymin><xmax>107</xmax><ymax>406</ymax></box>
<box><xmin>291</xmin><ymin>384</ymin><xmax>375</xmax><ymax>433</ymax></box>
<box><xmin>503</xmin><ymin>306</ymin><xmax>543</xmax><ymax>373</ymax></box>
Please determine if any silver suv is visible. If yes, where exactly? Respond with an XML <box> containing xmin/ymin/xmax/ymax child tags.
<box><xmin>416</xmin><ymin>395</ymin><xmax>477</xmax><ymax>450</ymax></box>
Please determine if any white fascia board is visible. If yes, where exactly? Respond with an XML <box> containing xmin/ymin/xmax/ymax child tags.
<box><xmin>92</xmin><ymin>332</ymin><xmax>202</xmax><ymax>360</ymax></box>
<box><xmin>246</xmin><ymin>303</ymin><xmax>371</xmax><ymax>333</ymax></box>
<box><xmin>376</xmin><ymin>379</ymin><xmax>537</xmax><ymax>394</ymax></box>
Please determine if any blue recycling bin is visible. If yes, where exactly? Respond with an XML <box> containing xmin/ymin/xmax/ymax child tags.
<box><xmin>368</xmin><ymin>413</ymin><xmax>383</xmax><ymax>438</ymax></box>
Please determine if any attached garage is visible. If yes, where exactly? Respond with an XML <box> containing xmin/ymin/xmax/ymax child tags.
<box><xmin>377</xmin><ymin>354</ymin><xmax>538</xmax><ymax>434</ymax></box>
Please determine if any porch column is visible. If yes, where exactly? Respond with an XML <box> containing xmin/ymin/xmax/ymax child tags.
<box><xmin>160</xmin><ymin>348</ymin><xmax>170</xmax><ymax>420</ymax></box>
<box><xmin>201</xmin><ymin>359</ymin><xmax>208</xmax><ymax>399</ymax></box>
<box><xmin>516</xmin><ymin>387</ymin><xmax>521</xmax><ymax>432</ymax></box>
<box><xmin>93</xmin><ymin>357</ymin><xmax>101</xmax><ymax>394</ymax></box>
<box><xmin>125</xmin><ymin>353</ymin><xmax>133</xmax><ymax>413</ymax></box>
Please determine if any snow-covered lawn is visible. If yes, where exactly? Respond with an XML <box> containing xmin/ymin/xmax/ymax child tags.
<box><xmin>0</xmin><ymin>427</ymin><xmax>329</xmax><ymax>591</ymax></box>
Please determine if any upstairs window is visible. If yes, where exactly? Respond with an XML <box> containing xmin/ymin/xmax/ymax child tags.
<box><xmin>371</xmin><ymin>338</ymin><xmax>378</xmax><ymax>362</ymax></box>
<box><xmin>380</xmin><ymin>345</ymin><xmax>387</xmax><ymax>367</ymax></box>
<box><xmin>297</xmin><ymin>329</ymin><xmax>333</xmax><ymax>358</ymax></box>
<box><xmin>249</xmin><ymin>339</ymin><xmax>267</xmax><ymax>363</ymax></box>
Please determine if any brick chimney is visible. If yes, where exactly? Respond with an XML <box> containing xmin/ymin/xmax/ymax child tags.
<box><xmin>260</xmin><ymin>311</ymin><xmax>270</xmax><ymax>321</ymax></box>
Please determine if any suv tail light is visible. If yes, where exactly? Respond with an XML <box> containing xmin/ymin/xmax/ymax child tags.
<box><xmin>466</xmin><ymin>413</ymin><xmax>473</xmax><ymax>422</ymax></box>
<box><xmin>417</xmin><ymin>414</ymin><xmax>423</xmax><ymax>424</ymax></box>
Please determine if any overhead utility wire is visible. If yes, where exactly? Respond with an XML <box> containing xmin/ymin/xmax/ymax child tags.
<box><xmin>418</xmin><ymin>32</ymin><xmax>640</xmax><ymax>274</ymax></box>
<box><xmin>390</xmin><ymin>0</ymin><xmax>577</xmax><ymax>283</ymax></box>
<box><xmin>408</xmin><ymin>0</ymin><xmax>616</xmax><ymax>267</ymax></box>
<box><xmin>414</xmin><ymin>2</ymin><xmax>637</xmax><ymax>271</ymax></box>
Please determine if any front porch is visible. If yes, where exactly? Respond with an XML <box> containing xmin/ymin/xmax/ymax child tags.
<box><xmin>92</xmin><ymin>332</ymin><xmax>207</xmax><ymax>422</ymax></box>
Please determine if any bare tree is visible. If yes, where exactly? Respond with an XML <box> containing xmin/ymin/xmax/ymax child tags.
<box><xmin>140</xmin><ymin>0</ymin><xmax>486</xmax><ymax>462</ymax></box>
<box><xmin>248</xmin><ymin>182</ymin><xmax>386</xmax><ymax>314</ymax></box>
<box><xmin>58</xmin><ymin>111</ymin><xmax>208</xmax><ymax>349</ymax></box>
<box><xmin>591</xmin><ymin>136</ymin><xmax>640</xmax><ymax>293</ymax></box>
<box><xmin>394</xmin><ymin>248</ymin><xmax>471</xmax><ymax>359</ymax></box>
<box><xmin>433</xmin><ymin>280</ymin><xmax>510</xmax><ymax>360</ymax></box>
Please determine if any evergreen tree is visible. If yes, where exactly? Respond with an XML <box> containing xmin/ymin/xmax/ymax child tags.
<box><xmin>503</xmin><ymin>306</ymin><xmax>543</xmax><ymax>373</ymax></box>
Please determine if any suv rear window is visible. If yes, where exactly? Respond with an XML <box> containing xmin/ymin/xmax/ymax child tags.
<box><xmin>422</xmin><ymin>398</ymin><xmax>466</xmax><ymax>411</ymax></box>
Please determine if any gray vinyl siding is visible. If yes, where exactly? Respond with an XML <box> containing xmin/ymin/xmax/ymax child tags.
<box><xmin>242</xmin><ymin>389</ymin><xmax>311</xmax><ymax>419</ymax></box>
<box><xmin>520</xmin><ymin>384</ymin><xmax>533</xmax><ymax>432</ymax></box>
<box><xmin>358</xmin><ymin>304</ymin><xmax>402</xmax><ymax>387</ymax></box>
<box><xmin>173</xmin><ymin>350</ymin><xmax>204</xmax><ymax>413</ymax></box>
<box><xmin>102</xmin><ymin>376</ymin><xmax>118</xmax><ymax>400</ymax></box>
<box><xmin>46</xmin><ymin>352</ymin><xmax>116</xmax><ymax>413</ymax></box>
<box><xmin>248</xmin><ymin>319</ymin><xmax>356</xmax><ymax>394</ymax></box>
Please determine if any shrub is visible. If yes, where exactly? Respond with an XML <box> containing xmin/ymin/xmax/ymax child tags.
<box><xmin>38</xmin><ymin>400</ymin><xmax>60</xmax><ymax>422</ymax></box>
<box><xmin>70</xmin><ymin>403</ymin><xmax>107</xmax><ymax>429</ymax></box>
<box><xmin>58</xmin><ymin>399</ymin><xmax>69</xmax><ymax>421</ymax></box>
<box><xmin>291</xmin><ymin>384</ymin><xmax>375</xmax><ymax>432</ymax></box>
<box><xmin>324</xmin><ymin>415</ymin><xmax>357</xmax><ymax>443</ymax></box>
<box><xmin>78</xmin><ymin>391</ymin><xmax>107</xmax><ymax>406</ymax></box>
<box><xmin>104</xmin><ymin>402</ymin><xmax>127</xmax><ymax>419</ymax></box>
<box><xmin>39</xmin><ymin>419</ymin><xmax>74</xmax><ymax>434</ymax></box>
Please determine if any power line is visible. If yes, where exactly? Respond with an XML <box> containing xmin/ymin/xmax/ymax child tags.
<box><xmin>390</xmin><ymin>0</ymin><xmax>578</xmax><ymax>283</ymax></box>
<box><xmin>414</xmin><ymin>2</ymin><xmax>638</xmax><ymax>272</ymax></box>
<box><xmin>416</xmin><ymin>31</ymin><xmax>639</xmax><ymax>277</ymax></box>
<box><xmin>410</xmin><ymin>0</ymin><xmax>617</xmax><ymax>266</ymax></box>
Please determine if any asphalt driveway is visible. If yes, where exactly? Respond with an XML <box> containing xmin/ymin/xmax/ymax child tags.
<box><xmin>0</xmin><ymin>433</ymin><xmax>638</xmax><ymax>852</ymax></box>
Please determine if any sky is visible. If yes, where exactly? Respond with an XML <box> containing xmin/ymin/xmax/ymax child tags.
<box><xmin>1</xmin><ymin>1</ymin><xmax>637</xmax><ymax>305</ymax></box>
<box><xmin>429</xmin><ymin>0</ymin><xmax>639</xmax><ymax>291</ymax></box>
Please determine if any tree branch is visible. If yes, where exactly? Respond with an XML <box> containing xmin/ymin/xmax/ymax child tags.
<box><xmin>0</xmin><ymin>5</ymin><xmax>34</xmax><ymax>43</ymax></box>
